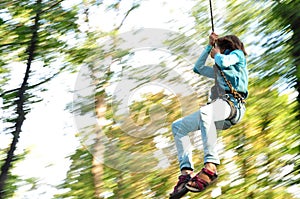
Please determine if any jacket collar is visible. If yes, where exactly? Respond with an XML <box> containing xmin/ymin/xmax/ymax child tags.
<box><xmin>224</xmin><ymin>49</ymin><xmax>231</xmax><ymax>55</ymax></box>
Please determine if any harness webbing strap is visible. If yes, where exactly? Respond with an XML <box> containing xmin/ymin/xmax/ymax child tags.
<box><xmin>215</xmin><ymin>64</ymin><xmax>245</xmax><ymax>103</ymax></box>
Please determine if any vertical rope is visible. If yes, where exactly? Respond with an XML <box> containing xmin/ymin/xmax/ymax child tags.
<box><xmin>209</xmin><ymin>0</ymin><xmax>214</xmax><ymax>32</ymax></box>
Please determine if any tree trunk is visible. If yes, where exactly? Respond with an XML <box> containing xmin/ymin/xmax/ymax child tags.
<box><xmin>0</xmin><ymin>0</ymin><xmax>42</xmax><ymax>197</ymax></box>
<box><xmin>290</xmin><ymin>17</ymin><xmax>300</xmax><ymax>122</ymax></box>
<box><xmin>92</xmin><ymin>96</ymin><xmax>106</xmax><ymax>198</ymax></box>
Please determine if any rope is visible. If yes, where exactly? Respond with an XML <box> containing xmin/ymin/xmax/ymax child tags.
<box><xmin>209</xmin><ymin>0</ymin><xmax>245</xmax><ymax>103</ymax></box>
<box><xmin>209</xmin><ymin>0</ymin><xmax>214</xmax><ymax>32</ymax></box>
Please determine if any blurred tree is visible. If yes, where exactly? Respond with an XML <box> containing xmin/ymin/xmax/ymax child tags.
<box><xmin>59</xmin><ymin>0</ymin><xmax>215</xmax><ymax>197</ymax></box>
<box><xmin>220</xmin><ymin>0</ymin><xmax>300</xmax><ymax>195</ymax></box>
<box><xmin>219</xmin><ymin>78</ymin><xmax>297</xmax><ymax>198</ymax></box>
<box><xmin>57</xmin><ymin>0</ymin><xmax>299</xmax><ymax>198</ymax></box>
<box><xmin>64</xmin><ymin>0</ymin><xmax>142</xmax><ymax>198</ymax></box>
<box><xmin>263</xmin><ymin>1</ymin><xmax>300</xmax><ymax>188</ymax></box>
<box><xmin>54</xmin><ymin>148</ymin><xmax>97</xmax><ymax>199</ymax></box>
<box><xmin>0</xmin><ymin>152</ymin><xmax>26</xmax><ymax>199</ymax></box>
<box><xmin>265</xmin><ymin>0</ymin><xmax>300</xmax><ymax>120</ymax></box>
<box><xmin>0</xmin><ymin>0</ymin><xmax>79</xmax><ymax>197</ymax></box>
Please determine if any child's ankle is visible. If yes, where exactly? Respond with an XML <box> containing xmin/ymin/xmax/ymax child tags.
<box><xmin>180</xmin><ymin>168</ymin><xmax>193</xmax><ymax>175</ymax></box>
<box><xmin>204</xmin><ymin>162</ymin><xmax>217</xmax><ymax>173</ymax></box>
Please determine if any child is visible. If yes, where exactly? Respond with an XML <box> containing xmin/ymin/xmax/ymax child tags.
<box><xmin>170</xmin><ymin>32</ymin><xmax>248</xmax><ymax>198</ymax></box>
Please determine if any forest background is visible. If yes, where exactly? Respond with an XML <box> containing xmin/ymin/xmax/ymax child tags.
<box><xmin>0</xmin><ymin>0</ymin><xmax>299</xmax><ymax>198</ymax></box>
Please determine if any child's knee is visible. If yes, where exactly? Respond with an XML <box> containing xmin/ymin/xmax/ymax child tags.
<box><xmin>171</xmin><ymin>119</ymin><xmax>181</xmax><ymax>135</ymax></box>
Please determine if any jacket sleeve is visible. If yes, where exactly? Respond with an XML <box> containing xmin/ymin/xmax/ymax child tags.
<box><xmin>193</xmin><ymin>45</ymin><xmax>214</xmax><ymax>79</ymax></box>
<box><xmin>214</xmin><ymin>50</ymin><xmax>240</xmax><ymax>68</ymax></box>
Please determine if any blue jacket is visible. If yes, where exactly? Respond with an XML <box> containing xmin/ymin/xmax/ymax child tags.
<box><xmin>193</xmin><ymin>45</ymin><xmax>248</xmax><ymax>98</ymax></box>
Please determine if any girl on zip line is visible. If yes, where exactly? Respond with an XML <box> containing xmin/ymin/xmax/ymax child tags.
<box><xmin>170</xmin><ymin>32</ymin><xmax>248</xmax><ymax>198</ymax></box>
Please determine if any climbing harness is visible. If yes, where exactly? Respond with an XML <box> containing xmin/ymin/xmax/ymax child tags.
<box><xmin>216</xmin><ymin>64</ymin><xmax>246</xmax><ymax>103</ymax></box>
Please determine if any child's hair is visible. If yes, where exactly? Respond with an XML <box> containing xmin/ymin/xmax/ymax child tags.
<box><xmin>216</xmin><ymin>35</ymin><xmax>247</xmax><ymax>56</ymax></box>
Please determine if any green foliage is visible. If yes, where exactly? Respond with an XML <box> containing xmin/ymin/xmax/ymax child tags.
<box><xmin>0</xmin><ymin>0</ymin><xmax>299</xmax><ymax>198</ymax></box>
<box><xmin>54</xmin><ymin>148</ymin><xmax>97</xmax><ymax>199</ymax></box>
<box><xmin>1</xmin><ymin>171</ymin><xmax>19</xmax><ymax>199</ymax></box>
<box><xmin>0</xmin><ymin>0</ymin><xmax>79</xmax><ymax>65</ymax></box>
<box><xmin>220</xmin><ymin>78</ymin><xmax>298</xmax><ymax>198</ymax></box>
<box><xmin>0</xmin><ymin>0</ymin><xmax>80</xmax><ymax>129</ymax></box>
<box><xmin>58</xmin><ymin>0</ymin><xmax>300</xmax><ymax>198</ymax></box>
<box><xmin>0</xmin><ymin>0</ymin><xmax>81</xmax><ymax>197</ymax></box>
<box><xmin>0</xmin><ymin>149</ymin><xmax>29</xmax><ymax>199</ymax></box>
